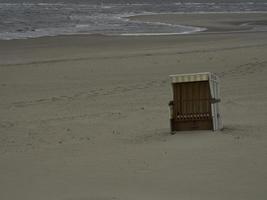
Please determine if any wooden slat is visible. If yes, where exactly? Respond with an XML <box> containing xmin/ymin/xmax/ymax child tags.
<box><xmin>192</xmin><ymin>82</ymin><xmax>198</xmax><ymax>114</ymax></box>
<box><xmin>173</xmin><ymin>84</ymin><xmax>177</xmax><ymax>118</ymax></box>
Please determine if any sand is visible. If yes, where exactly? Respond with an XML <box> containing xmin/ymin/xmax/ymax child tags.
<box><xmin>0</xmin><ymin>13</ymin><xmax>267</xmax><ymax>200</ymax></box>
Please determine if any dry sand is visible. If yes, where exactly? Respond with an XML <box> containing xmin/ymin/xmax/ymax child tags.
<box><xmin>0</xmin><ymin>13</ymin><xmax>267</xmax><ymax>200</ymax></box>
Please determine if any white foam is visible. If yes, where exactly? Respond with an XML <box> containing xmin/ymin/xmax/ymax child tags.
<box><xmin>120</xmin><ymin>32</ymin><xmax>191</xmax><ymax>36</ymax></box>
<box><xmin>119</xmin><ymin>27</ymin><xmax>206</xmax><ymax>36</ymax></box>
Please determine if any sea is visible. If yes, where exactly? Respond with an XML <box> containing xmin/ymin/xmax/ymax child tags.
<box><xmin>0</xmin><ymin>0</ymin><xmax>267</xmax><ymax>40</ymax></box>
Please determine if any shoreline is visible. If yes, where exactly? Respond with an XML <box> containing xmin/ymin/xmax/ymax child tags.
<box><xmin>128</xmin><ymin>12</ymin><xmax>267</xmax><ymax>34</ymax></box>
<box><xmin>1</xmin><ymin>12</ymin><xmax>267</xmax><ymax>41</ymax></box>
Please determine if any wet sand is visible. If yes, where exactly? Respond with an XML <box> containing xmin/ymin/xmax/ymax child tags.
<box><xmin>0</xmin><ymin>13</ymin><xmax>267</xmax><ymax>200</ymax></box>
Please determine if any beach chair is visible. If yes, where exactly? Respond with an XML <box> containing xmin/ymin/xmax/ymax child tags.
<box><xmin>169</xmin><ymin>72</ymin><xmax>222</xmax><ymax>132</ymax></box>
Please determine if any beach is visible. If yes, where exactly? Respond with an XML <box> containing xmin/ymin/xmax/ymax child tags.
<box><xmin>1</xmin><ymin>12</ymin><xmax>267</xmax><ymax>200</ymax></box>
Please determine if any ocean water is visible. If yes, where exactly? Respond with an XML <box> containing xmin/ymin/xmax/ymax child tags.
<box><xmin>0</xmin><ymin>0</ymin><xmax>267</xmax><ymax>40</ymax></box>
